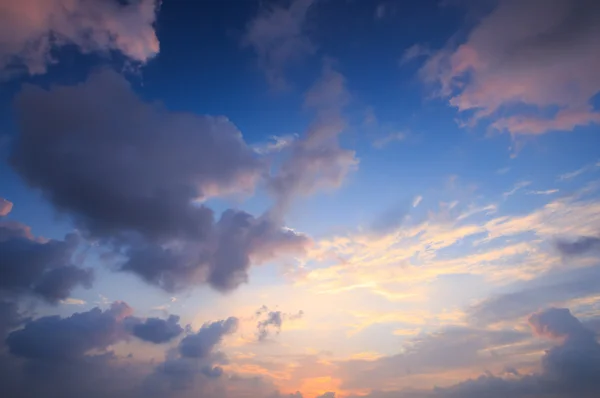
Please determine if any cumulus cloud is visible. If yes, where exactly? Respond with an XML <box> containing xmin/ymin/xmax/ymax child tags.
<box><xmin>268</xmin><ymin>62</ymin><xmax>357</xmax><ymax>214</ymax></box>
<box><xmin>10</xmin><ymin>69</ymin><xmax>310</xmax><ymax>293</ymax></box>
<box><xmin>243</xmin><ymin>0</ymin><xmax>315</xmax><ymax>89</ymax></box>
<box><xmin>129</xmin><ymin>314</ymin><xmax>184</xmax><ymax>344</ymax></box>
<box><xmin>179</xmin><ymin>317</ymin><xmax>238</xmax><ymax>359</ymax></box>
<box><xmin>0</xmin><ymin>221</ymin><xmax>93</xmax><ymax>303</ymax></box>
<box><xmin>6</xmin><ymin>302</ymin><xmax>132</xmax><ymax>361</ymax></box>
<box><xmin>255</xmin><ymin>306</ymin><xmax>304</xmax><ymax>341</ymax></box>
<box><xmin>418</xmin><ymin>0</ymin><xmax>600</xmax><ymax>136</ymax></box>
<box><xmin>0</xmin><ymin>0</ymin><xmax>159</xmax><ymax>77</ymax></box>
<box><xmin>0</xmin><ymin>197</ymin><xmax>12</xmax><ymax>216</ymax></box>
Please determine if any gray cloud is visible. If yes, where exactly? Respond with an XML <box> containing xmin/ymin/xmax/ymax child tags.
<box><xmin>243</xmin><ymin>0</ymin><xmax>316</xmax><ymax>89</ymax></box>
<box><xmin>554</xmin><ymin>236</ymin><xmax>600</xmax><ymax>256</ymax></box>
<box><xmin>0</xmin><ymin>0</ymin><xmax>159</xmax><ymax>77</ymax></box>
<box><xmin>347</xmin><ymin>308</ymin><xmax>600</xmax><ymax>398</ymax></box>
<box><xmin>6</xmin><ymin>302</ymin><xmax>132</xmax><ymax>361</ymax></box>
<box><xmin>10</xmin><ymin>70</ymin><xmax>310</xmax><ymax>293</ymax></box>
<box><xmin>468</xmin><ymin>264</ymin><xmax>600</xmax><ymax>325</ymax></box>
<box><xmin>11</xmin><ymin>70</ymin><xmax>263</xmax><ymax>243</ymax></box>
<box><xmin>129</xmin><ymin>315</ymin><xmax>184</xmax><ymax>344</ymax></box>
<box><xmin>339</xmin><ymin>326</ymin><xmax>529</xmax><ymax>391</ymax></box>
<box><xmin>0</xmin><ymin>221</ymin><xmax>93</xmax><ymax>303</ymax></box>
<box><xmin>256</xmin><ymin>307</ymin><xmax>304</xmax><ymax>341</ymax></box>
<box><xmin>257</xmin><ymin>311</ymin><xmax>283</xmax><ymax>341</ymax></box>
<box><xmin>268</xmin><ymin>62</ymin><xmax>357</xmax><ymax>215</ymax></box>
<box><xmin>178</xmin><ymin>317</ymin><xmax>238</xmax><ymax>359</ymax></box>
<box><xmin>0</xmin><ymin>300</ymin><xmax>25</xmax><ymax>338</ymax></box>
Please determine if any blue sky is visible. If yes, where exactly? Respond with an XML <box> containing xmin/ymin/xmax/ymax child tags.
<box><xmin>1</xmin><ymin>1</ymin><xmax>600</xmax><ymax>398</ymax></box>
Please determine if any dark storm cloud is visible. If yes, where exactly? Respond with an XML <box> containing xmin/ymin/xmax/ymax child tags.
<box><xmin>178</xmin><ymin>317</ymin><xmax>238</xmax><ymax>359</ymax></box>
<box><xmin>0</xmin><ymin>222</ymin><xmax>93</xmax><ymax>303</ymax></box>
<box><xmin>9</xmin><ymin>70</ymin><xmax>310</xmax><ymax>293</ymax></box>
<box><xmin>554</xmin><ymin>236</ymin><xmax>600</xmax><ymax>256</ymax></box>
<box><xmin>129</xmin><ymin>314</ymin><xmax>184</xmax><ymax>344</ymax></box>
<box><xmin>6</xmin><ymin>302</ymin><xmax>132</xmax><ymax>361</ymax></box>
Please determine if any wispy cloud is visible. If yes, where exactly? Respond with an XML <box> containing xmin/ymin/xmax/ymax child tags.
<box><xmin>503</xmin><ymin>181</ymin><xmax>531</xmax><ymax>199</ymax></box>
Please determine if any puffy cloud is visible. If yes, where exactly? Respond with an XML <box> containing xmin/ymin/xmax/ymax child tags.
<box><xmin>417</xmin><ymin>0</ymin><xmax>600</xmax><ymax>136</ymax></box>
<box><xmin>0</xmin><ymin>221</ymin><xmax>93</xmax><ymax>303</ymax></box>
<box><xmin>11</xmin><ymin>70</ymin><xmax>263</xmax><ymax>243</ymax></box>
<box><xmin>0</xmin><ymin>0</ymin><xmax>159</xmax><ymax>77</ymax></box>
<box><xmin>268</xmin><ymin>62</ymin><xmax>357</xmax><ymax>214</ymax></box>
<box><xmin>255</xmin><ymin>306</ymin><xmax>304</xmax><ymax>341</ymax></box>
<box><xmin>10</xmin><ymin>70</ymin><xmax>310</xmax><ymax>293</ymax></box>
<box><xmin>243</xmin><ymin>0</ymin><xmax>316</xmax><ymax>89</ymax></box>
<box><xmin>0</xmin><ymin>197</ymin><xmax>12</xmax><ymax>216</ymax></box>
<box><xmin>6</xmin><ymin>302</ymin><xmax>132</xmax><ymax>361</ymax></box>
<box><xmin>129</xmin><ymin>314</ymin><xmax>184</xmax><ymax>344</ymax></box>
<box><xmin>178</xmin><ymin>317</ymin><xmax>238</xmax><ymax>359</ymax></box>
<box><xmin>121</xmin><ymin>209</ymin><xmax>310</xmax><ymax>293</ymax></box>
<box><xmin>257</xmin><ymin>311</ymin><xmax>283</xmax><ymax>341</ymax></box>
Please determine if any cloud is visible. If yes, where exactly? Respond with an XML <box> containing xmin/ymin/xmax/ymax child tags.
<box><xmin>372</xmin><ymin>132</ymin><xmax>406</xmax><ymax>149</ymax></box>
<box><xmin>468</xmin><ymin>264</ymin><xmax>600</xmax><ymax>325</ymax></box>
<box><xmin>527</xmin><ymin>189</ymin><xmax>559</xmax><ymax>195</ymax></box>
<box><xmin>10</xmin><ymin>69</ymin><xmax>310</xmax><ymax>293</ymax></box>
<box><xmin>0</xmin><ymin>300</ymin><xmax>25</xmax><ymax>338</ymax></box>
<box><xmin>11</xmin><ymin>70</ymin><xmax>263</xmax><ymax>243</ymax></box>
<box><xmin>0</xmin><ymin>220</ymin><xmax>93</xmax><ymax>303</ymax></box>
<box><xmin>558</xmin><ymin>161</ymin><xmax>600</xmax><ymax>181</ymax></box>
<box><xmin>0</xmin><ymin>0</ymin><xmax>159</xmax><ymax>77</ymax></box>
<box><xmin>338</xmin><ymin>325</ymin><xmax>529</xmax><ymax>391</ymax></box>
<box><xmin>346</xmin><ymin>308</ymin><xmax>600</xmax><ymax>398</ymax></box>
<box><xmin>413</xmin><ymin>196</ymin><xmax>423</xmax><ymax>208</ymax></box>
<box><xmin>257</xmin><ymin>311</ymin><xmax>283</xmax><ymax>341</ymax></box>
<box><xmin>0</xmin><ymin>197</ymin><xmax>12</xmax><ymax>216</ymax></box>
<box><xmin>243</xmin><ymin>0</ymin><xmax>316</xmax><ymax>89</ymax></box>
<box><xmin>60</xmin><ymin>298</ymin><xmax>87</xmax><ymax>305</ymax></box>
<box><xmin>254</xmin><ymin>134</ymin><xmax>299</xmax><ymax>155</ymax></box>
<box><xmin>502</xmin><ymin>181</ymin><xmax>531</xmax><ymax>199</ymax></box>
<box><xmin>129</xmin><ymin>314</ymin><xmax>184</xmax><ymax>344</ymax></box>
<box><xmin>6</xmin><ymin>302</ymin><xmax>132</xmax><ymax>361</ymax></box>
<box><xmin>554</xmin><ymin>236</ymin><xmax>600</xmax><ymax>256</ymax></box>
<box><xmin>419</xmin><ymin>0</ymin><xmax>600</xmax><ymax>136</ymax></box>
<box><xmin>178</xmin><ymin>317</ymin><xmax>238</xmax><ymax>359</ymax></box>
<box><xmin>121</xmin><ymin>209</ymin><xmax>310</xmax><ymax>293</ymax></box>
<box><xmin>268</xmin><ymin>61</ymin><xmax>358</xmax><ymax>214</ymax></box>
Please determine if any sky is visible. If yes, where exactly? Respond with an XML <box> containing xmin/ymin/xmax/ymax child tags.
<box><xmin>0</xmin><ymin>0</ymin><xmax>600</xmax><ymax>397</ymax></box>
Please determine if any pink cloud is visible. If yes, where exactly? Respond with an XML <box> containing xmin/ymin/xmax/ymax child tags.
<box><xmin>418</xmin><ymin>0</ymin><xmax>600</xmax><ymax>135</ymax></box>
<box><xmin>0</xmin><ymin>0</ymin><xmax>159</xmax><ymax>76</ymax></box>
<box><xmin>0</xmin><ymin>197</ymin><xmax>12</xmax><ymax>216</ymax></box>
